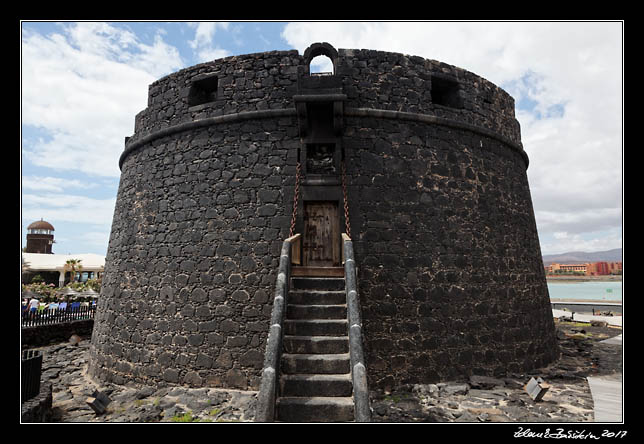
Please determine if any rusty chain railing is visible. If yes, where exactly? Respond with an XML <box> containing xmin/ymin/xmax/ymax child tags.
<box><xmin>289</xmin><ymin>162</ymin><xmax>302</xmax><ymax>238</ymax></box>
<box><xmin>341</xmin><ymin>160</ymin><xmax>351</xmax><ymax>239</ymax></box>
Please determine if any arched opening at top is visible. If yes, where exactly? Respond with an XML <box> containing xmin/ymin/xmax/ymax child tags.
<box><xmin>310</xmin><ymin>55</ymin><xmax>334</xmax><ymax>75</ymax></box>
<box><xmin>303</xmin><ymin>42</ymin><xmax>338</xmax><ymax>76</ymax></box>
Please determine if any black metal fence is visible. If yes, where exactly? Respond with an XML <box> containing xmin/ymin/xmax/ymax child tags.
<box><xmin>22</xmin><ymin>349</ymin><xmax>43</xmax><ymax>401</ymax></box>
<box><xmin>21</xmin><ymin>304</ymin><xmax>96</xmax><ymax>328</ymax></box>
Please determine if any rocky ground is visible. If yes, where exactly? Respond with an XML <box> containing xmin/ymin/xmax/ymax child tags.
<box><xmin>370</xmin><ymin>318</ymin><xmax>622</xmax><ymax>422</ymax></box>
<box><xmin>32</xmin><ymin>317</ymin><xmax>621</xmax><ymax>423</ymax></box>
<box><xmin>39</xmin><ymin>340</ymin><xmax>257</xmax><ymax>423</ymax></box>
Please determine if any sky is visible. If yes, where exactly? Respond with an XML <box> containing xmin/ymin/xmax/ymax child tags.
<box><xmin>20</xmin><ymin>21</ymin><xmax>623</xmax><ymax>257</ymax></box>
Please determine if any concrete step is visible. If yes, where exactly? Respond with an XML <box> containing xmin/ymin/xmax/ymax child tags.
<box><xmin>291</xmin><ymin>277</ymin><xmax>345</xmax><ymax>291</ymax></box>
<box><xmin>280</xmin><ymin>374</ymin><xmax>353</xmax><ymax>397</ymax></box>
<box><xmin>284</xmin><ymin>319</ymin><xmax>348</xmax><ymax>336</ymax></box>
<box><xmin>291</xmin><ymin>266</ymin><xmax>344</xmax><ymax>278</ymax></box>
<box><xmin>286</xmin><ymin>304</ymin><xmax>347</xmax><ymax>320</ymax></box>
<box><xmin>283</xmin><ymin>335</ymin><xmax>349</xmax><ymax>354</ymax></box>
<box><xmin>289</xmin><ymin>290</ymin><xmax>346</xmax><ymax>305</ymax></box>
<box><xmin>281</xmin><ymin>353</ymin><xmax>351</xmax><ymax>374</ymax></box>
<box><xmin>276</xmin><ymin>396</ymin><xmax>354</xmax><ymax>422</ymax></box>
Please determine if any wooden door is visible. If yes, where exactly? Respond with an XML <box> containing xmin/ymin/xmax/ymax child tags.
<box><xmin>303</xmin><ymin>201</ymin><xmax>340</xmax><ymax>267</ymax></box>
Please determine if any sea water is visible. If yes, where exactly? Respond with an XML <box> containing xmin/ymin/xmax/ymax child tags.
<box><xmin>547</xmin><ymin>281</ymin><xmax>622</xmax><ymax>301</ymax></box>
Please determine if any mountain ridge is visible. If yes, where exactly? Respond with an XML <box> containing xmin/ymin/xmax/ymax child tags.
<box><xmin>542</xmin><ymin>248</ymin><xmax>622</xmax><ymax>265</ymax></box>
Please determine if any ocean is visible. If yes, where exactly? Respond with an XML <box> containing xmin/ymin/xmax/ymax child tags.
<box><xmin>547</xmin><ymin>281</ymin><xmax>622</xmax><ymax>301</ymax></box>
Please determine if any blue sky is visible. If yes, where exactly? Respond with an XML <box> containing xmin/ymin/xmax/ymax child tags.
<box><xmin>21</xmin><ymin>21</ymin><xmax>622</xmax><ymax>256</ymax></box>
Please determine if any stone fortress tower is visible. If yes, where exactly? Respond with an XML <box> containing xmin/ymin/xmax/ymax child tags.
<box><xmin>88</xmin><ymin>43</ymin><xmax>558</xmax><ymax>395</ymax></box>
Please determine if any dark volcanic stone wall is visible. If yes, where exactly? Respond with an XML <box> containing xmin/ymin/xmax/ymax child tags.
<box><xmin>336</xmin><ymin>47</ymin><xmax>556</xmax><ymax>387</ymax></box>
<box><xmin>336</xmin><ymin>48</ymin><xmax>522</xmax><ymax>145</ymax></box>
<box><xmin>89</xmin><ymin>44</ymin><xmax>558</xmax><ymax>391</ymax></box>
<box><xmin>89</xmin><ymin>120</ymin><xmax>299</xmax><ymax>389</ymax></box>
<box><xmin>344</xmin><ymin>118</ymin><xmax>557</xmax><ymax>388</ymax></box>
<box><xmin>131</xmin><ymin>50</ymin><xmax>301</xmax><ymax>140</ymax></box>
<box><xmin>89</xmin><ymin>51</ymin><xmax>302</xmax><ymax>389</ymax></box>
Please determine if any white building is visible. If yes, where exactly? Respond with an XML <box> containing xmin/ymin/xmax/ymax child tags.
<box><xmin>22</xmin><ymin>252</ymin><xmax>105</xmax><ymax>287</ymax></box>
<box><xmin>22</xmin><ymin>219</ymin><xmax>105</xmax><ymax>287</ymax></box>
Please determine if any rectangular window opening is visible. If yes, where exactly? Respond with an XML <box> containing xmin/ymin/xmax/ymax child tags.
<box><xmin>431</xmin><ymin>75</ymin><xmax>462</xmax><ymax>109</ymax></box>
<box><xmin>188</xmin><ymin>74</ymin><xmax>218</xmax><ymax>107</ymax></box>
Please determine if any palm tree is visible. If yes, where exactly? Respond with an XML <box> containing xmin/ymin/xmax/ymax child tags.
<box><xmin>64</xmin><ymin>259</ymin><xmax>83</xmax><ymax>284</ymax></box>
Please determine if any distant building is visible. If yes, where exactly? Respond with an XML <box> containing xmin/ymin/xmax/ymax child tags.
<box><xmin>608</xmin><ymin>262</ymin><xmax>623</xmax><ymax>275</ymax></box>
<box><xmin>546</xmin><ymin>263</ymin><xmax>588</xmax><ymax>274</ymax></box>
<box><xmin>587</xmin><ymin>261</ymin><xmax>609</xmax><ymax>276</ymax></box>
<box><xmin>22</xmin><ymin>252</ymin><xmax>105</xmax><ymax>287</ymax></box>
<box><xmin>22</xmin><ymin>219</ymin><xmax>105</xmax><ymax>287</ymax></box>
<box><xmin>25</xmin><ymin>219</ymin><xmax>55</xmax><ymax>254</ymax></box>
<box><xmin>545</xmin><ymin>261</ymin><xmax>622</xmax><ymax>276</ymax></box>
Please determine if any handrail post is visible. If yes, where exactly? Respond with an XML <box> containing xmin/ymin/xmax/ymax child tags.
<box><xmin>289</xmin><ymin>234</ymin><xmax>301</xmax><ymax>265</ymax></box>
<box><xmin>342</xmin><ymin>234</ymin><xmax>371</xmax><ymax>422</ymax></box>
<box><xmin>255</xmin><ymin>234</ymin><xmax>296</xmax><ymax>422</ymax></box>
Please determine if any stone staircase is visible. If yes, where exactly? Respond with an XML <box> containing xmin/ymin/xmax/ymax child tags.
<box><xmin>276</xmin><ymin>276</ymin><xmax>355</xmax><ymax>422</ymax></box>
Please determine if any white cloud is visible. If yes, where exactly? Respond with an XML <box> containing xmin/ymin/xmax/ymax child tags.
<box><xmin>535</xmin><ymin>207</ymin><xmax>622</xmax><ymax>234</ymax></box>
<box><xmin>22</xmin><ymin>176</ymin><xmax>97</xmax><ymax>193</ymax></box>
<box><xmin>187</xmin><ymin>22</ymin><xmax>230</xmax><ymax>63</ymax></box>
<box><xmin>22</xmin><ymin>192</ymin><xmax>116</xmax><ymax>225</ymax></box>
<box><xmin>540</xmin><ymin>228</ymin><xmax>622</xmax><ymax>255</ymax></box>
<box><xmin>189</xmin><ymin>22</ymin><xmax>227</xmax><ymax>48</ymax></box>
<box><xmin>78</xmin><ymin>230</ymin><xmax>112</xmax><ymax>250</ymax></box>
<box><xmin>21</xmin><ymin>22</ymin><xmax>184</xmax><ymax>177</ymax></box>
<box><xmin>21</xmin><ymin>189</ymin><xmax>116</xmax><ymax>255</ymax></box>
<box><xmin>195</xmin><ymin>46</ymin><xmax>231</xmax><ymax>62</ymax></box>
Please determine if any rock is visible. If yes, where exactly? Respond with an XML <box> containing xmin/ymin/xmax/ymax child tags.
<box><xmin>468</xmin><ymin>389</ymin><xmax>507</xmax><ymax>400</ymax></box>
<box><xmin>412</xmin><ymin>383</ymin><xmax>439</xmax><ymax>397</ymax></box>
<box><xmin>441</xmin><ymin>383</ymin><xmax>469</xmax><ymax>396</ymax></box>
<box><xmin>53</xmin><ymin>390</ymin><xmax>73</xmax><ymax>402</ymax></box>
<box><xmin>69</xmin><ymin>335</ymin><xmax>82</xmax><ymax>346</ymax></box>
<box><xmin>374</xmin><ymin>404</ymin><xmax>388</xmax><ymax>416</ymax></box>
<box><xmin>454</xmin><ymin>410</ymin><xmax>478</xmax><ymax>422</ymax></box>
<box><xmin>112</xmin><ymin>389</ymin><xmax>138</xmax><ymax>404</ymax></box>
<box><xmin>39</xmin><ymin>312</ymin><xmax>617</xmax><ymax>423</ymax></box>
<box><xmin>135</xmin><ymin>386</ymin><xmax>156</xmax><ymax>399</ymax></box>
<box><xmin>137</xmin><ymin>404</ymin><xmax>163</xmax><ymax>422</ymax></box>
<box><xmin>469</xmin><ymin>375</ymin><xmax>505</xmax><ymax>389</ymax></box>
<box><xmin>162</xmin><ymin>405</ymin><xmax>183</xmax><ymax>420</ymax></box>
<box><xmin>428</xmin><ymin>406</ymin><xmax>455</xmax><ymax>420</ymax></box>
<box><xmin>503</xmin><ymin>378</ymin><xmax>525</xmax><ymax>389</ymax></box>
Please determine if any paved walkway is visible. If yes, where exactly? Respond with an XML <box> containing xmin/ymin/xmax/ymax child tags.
<box><xmin>587</xmin><ymin>334</ymin><xmax>623</xmax><ymax>422</ymax></box>
<box><xmin>552</xmin><ymin>309</ymin><xmax>622</xmax><ymax>327</ymax></box>
<box><xmin>552</xmin><ymin>310</ymin><xmax>623</xmax><ymax>422</ymax></box>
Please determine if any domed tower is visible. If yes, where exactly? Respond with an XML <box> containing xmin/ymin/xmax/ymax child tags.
<box><xmin>89</xmin><ymin>43</ymin><xmax>558</xmax><ymax>393</ymax></box>
<box><xmin>25</xmin><ymin>219</ymin><xmax>55</xmax><ymax>254</ymax></box>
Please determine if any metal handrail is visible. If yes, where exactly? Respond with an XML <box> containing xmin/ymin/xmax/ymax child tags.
<box><xmin>342</xmin><ymin>233</ymin><xmax>371</xmax><ymax>422</ymax></box>
<box><xmin>255</xmin><ymin>234</ymin><xmax>299</xmax><ymax>422</ymax></box>
<box><xmin>21</xmin><ymin>305</ymin><xmax>96</xmax><ymax>328</ymax></box>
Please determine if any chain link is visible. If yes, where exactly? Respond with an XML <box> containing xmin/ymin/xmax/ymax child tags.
<box><xmin>341</xmin><ymin>159</ymin><xmax>352</xmax><ymax>239</ymax></box>
<box><xmin>289</xmin><ymin>161</ymin><xmax>302</xmax><ymax>238</ymax></box>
